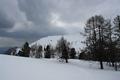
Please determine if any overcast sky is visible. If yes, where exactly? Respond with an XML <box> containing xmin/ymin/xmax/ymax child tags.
<box><xmin>0</xmin><ymin>0</ymin><xmax>120</xmax><ymax>47</ymax></box>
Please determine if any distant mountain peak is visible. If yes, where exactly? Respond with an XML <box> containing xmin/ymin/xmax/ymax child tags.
<box><xmin>30</xmin><ymin>33</ymin><xmax>85</xmax><ymax>52</ymax></box>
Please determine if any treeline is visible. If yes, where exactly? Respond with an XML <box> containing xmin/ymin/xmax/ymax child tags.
<box><xmin>12</xmin><ymin>37</ymin><xmax>77</xmax><ymax>63</ymax></box>
<box><xmin>80</xmin><ymin>15</ymin><xmax>120</xmax><ymax>71</ymax></box>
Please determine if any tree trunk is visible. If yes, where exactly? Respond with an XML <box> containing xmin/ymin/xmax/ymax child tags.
<box><xmin>112</xmin><ymin>62</ymin><xmax>114</xmax><ymax>67</ymax></box>
<box><xmin>65</xmin><ymin>58</ymin><xmax>68</xmax><ymax>63</ymax></box>
<box><xmin>100</xmin><ymin>61</ymin><xmax>104</xmax><ymax>69</ymax></box>
<box><xmin>114</xmin><ymin>62</ymin><xmax>117</xmax><ymax>71</ymax></box>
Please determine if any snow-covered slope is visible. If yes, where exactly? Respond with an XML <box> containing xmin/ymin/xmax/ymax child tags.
<box><xmin>31</xmin><ymin>33</ymin><xmax>85</xmax><ymax>52</ymax></box>
<box><xmin>0</xmin><ymin>54</ymin><xmax>120</xmax><ymax>80</ymax></box>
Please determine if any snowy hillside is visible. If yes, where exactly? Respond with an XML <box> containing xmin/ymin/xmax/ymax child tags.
<box><xmin>0</xmin><ymin>54</ymin><xmax>120</xmax><ymax>80</ymax></box>
<box><xmin>30</xmin><ymin>33</ymin><xmax>85</xmax><ymax>52</ymax></box>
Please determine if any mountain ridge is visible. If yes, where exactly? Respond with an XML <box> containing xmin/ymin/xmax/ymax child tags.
<box><xmin>30</xmin><ymin>33</ymin><xmax>85</xmax><ymax>52</ymax></box>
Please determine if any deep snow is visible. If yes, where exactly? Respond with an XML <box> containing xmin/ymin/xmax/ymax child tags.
<box><xmin>0</xmin><ymin>54</ymin><xmax>120</xmax><ymax>80</ymax></box>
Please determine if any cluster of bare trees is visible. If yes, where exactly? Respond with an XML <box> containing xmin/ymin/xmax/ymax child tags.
<box><xmin>80</xmin><ymin>15</ymin><xmax>120</xmax><ymax>70</ymax></box>
<box><xmin>30</xmin><ymin>44</ymin><xmax>42</xmax><ymax>58</ymax></box>
<box><xmin>56</xmin><ymin>37</ymin><xmax>70</xmax><ymax>63</ymax></box>
<box><xmin>17</xmin><ymin>37</ymin><xmax>76</xmax><ymax>63</ymax></box>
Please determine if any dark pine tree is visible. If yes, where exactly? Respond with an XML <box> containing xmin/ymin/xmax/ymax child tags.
<box><xmin>22</xmin><ymin>42</ymin><xmax>30</xmax><ymax>57</ymax></box>
<box><xmin>70</xmin><ymin>48</ymin><xmax>76</xmax><ymax>59</ymax></box>
<box><xmin>44</xmin><ymin>45</ymin><xmax>51</xmax><ymax>58</ymax></box>
<box><xmin>36</xmin><ymin>45</ymin><xmax>43</xmax><ymax>58</ymax></box>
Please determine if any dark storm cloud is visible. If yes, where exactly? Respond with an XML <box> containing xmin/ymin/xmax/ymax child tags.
<box><xmin>18</xmin><ymin>0</ymin><xmax>50</xmax><ymax>24</ymax></box>
<box><xmin>0</xmin><ymin>11</ymin><xmax>14</xmax><ymax>30</ymax></box>
<box><xmin>0</xmin><ymin>0</ymin><xmax>120</xmax><ymax>47</ymax></box>
<box><xmin>18</xmin><ymin>0</ymin><xmax>65</xmax><ymax>35</ymax></box>
<box><xmin>0</xmin><ymin>0</ymin><xmax>65</xmax><ymax>42</ymax></box>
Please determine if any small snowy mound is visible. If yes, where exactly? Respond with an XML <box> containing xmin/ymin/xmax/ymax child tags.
<box><xmin>30</xmin><ymin>33</ymin><xmax>85</xmax><ymax>52</ymax></box>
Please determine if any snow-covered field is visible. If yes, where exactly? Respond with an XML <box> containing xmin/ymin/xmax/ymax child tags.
<box><xmin>0</xmin><ymin>54</ymin><xmax>120</xmax><ymax>80</ymax></box>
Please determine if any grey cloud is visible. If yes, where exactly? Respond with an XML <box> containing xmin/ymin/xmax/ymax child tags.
<box><xmin>0</xmin><ymin>0</ymin><xmax>120</xmax><ymax>47</ymax></box>
<box><xmin>0</xmin><ymin>11</ymin><xmax>14</xmax><ymax>30</ymax></box>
